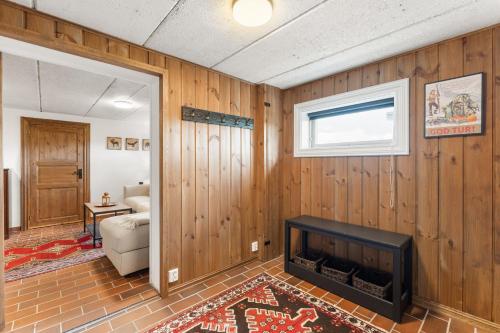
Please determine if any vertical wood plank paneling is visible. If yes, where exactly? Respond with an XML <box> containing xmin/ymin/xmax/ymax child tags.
<box><xmin>361</xmin><ymin>63</ymin><xmax>380</xmax><ymax>268</ymax></box>
<box><xmin>463</xmin><ymin>30</ymin><xmax>493</xmax><ymax>320</ymax></box>
<box><xmin>310</xmin><ymin>81</ymin><xmax>323</xmax><ymax>218</ymax></box>
<box><xmin>240</xmin><ymin>82</ymin><xmax>252</xmax><ymax>259</ymax></box>
<box><xmin>26</xmin><ymin>13</ymin><xmax>55</xmax><ymax>38</ymax></box>
<box><xmin>320</xmin><ymin>77</ymin><xmax>335</xmax><ymax>255</ymax></box>
<box><xmin>396</xmin><ymin>53</ymin><xmax>417</xmax><ymax>293</ymax></box>
<box><xmin>181</xmin><ymin>63</ymin><xmax>196</xmax><ymax>282</ymax></box>
<box><xmin>194</xmin><ymin>67</ymin><xmax>209</xmax><ymax>277</ymax></box>
<box><xmin>415</xmin><ymin>46</ymin><xmax>439</xmax><ymax>300</ymax></box>
<box><xmin>166</xmin><ymin>59</ymin><xmax>182</xmax><ymax>287</ymax></box>
<box><xmin>149</xmin><ymin>52</ymin><xmax>166</xmax><ymax>68</ymax></box>
<box><xmin>249</xmin><ymin>85</ymin><xmax>258</xmax><ymax>254</ymax></box>
<box><xmin>299</xmin><ymin>84</ymin><xmax>312</xmax><ymax>218</ymax></box>
<box><xmin>438</xmin><ymin>38</ymin><xmax>464</xmax><ymax>309</ymax></box>
<box><xmin>230</xmin><ymin>79</ymin><xmax>242</xmax><ymax>264</ymax></box>
<box><xmin>219</xmin><ymin>75</ymin><xmax>232</xmax><ymax>268</ymax></box>
<box><xmin>0</xmin><ymin>2</ymin><xmax>25</xmax><ymax>28</ymax></box>
<box><xmin>347</xmin><ymin>69</ymin><xmax>363</xmax><ymax>263</ymax></box>
<box><xmin>108</xmin><ymin>39</ymin><xmax>129</xmax><ymax>58</ymax></box>
<box><xmin>129</xmin><ymin>46</ymin><xmax>149</xmax><ymax>64</ymax></box>
<box><xmin>83</xmin><ymin>31</ymin><xmax>107</xmax><ymax>53</ymax></box>
<box><xmin>333</xmin><ymin>73</ymin><xmax>349</xmax><ymax>258</ymax></box>
<box><xmin>266</xmin><ymin>86</ymin><xmax>283</xmax><ymax>258</ymax></box>
<box><xmin>56</xmin><ymin>22</ymin><xmax>83</xmax><ymax>45</ymax></box>
<box><xmin>208</xmin><ymin>72</ymin><xmax>222</xmax><ymax>271</ymax></box>
<box><xmin>309</xmin><ymin>81</ymin><xmax>323</xmax><ymax>250</ymax></box>
<box><xmin>378</xmin><ymin>59</ymin><xmax>398</xmax><ymax>272</ymax></box>
<box><xmin>281</xmin><ymin>89</ymin><xmax>293</xmax><ymax>222</ymax></box>
<box><xmin>493</xmin><ymin>26</ymin><xmax>500</xmax><ymax>323</ymax></box>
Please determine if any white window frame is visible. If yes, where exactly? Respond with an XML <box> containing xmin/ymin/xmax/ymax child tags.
<box><xmin>294</xmin><ymin>78</ymin><xmax>410</xmax><ymax>157</ymax></box>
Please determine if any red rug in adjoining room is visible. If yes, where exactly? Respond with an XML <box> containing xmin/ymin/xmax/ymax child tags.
<box><xmin>149</xmin><ymin>273</ymin><xmax>385</xmax><ymax>333</ymax></box>
<box><xmin>4</xmin><ymin>223</ymin><xmax>104</xmax><ymax>282</ymax></box>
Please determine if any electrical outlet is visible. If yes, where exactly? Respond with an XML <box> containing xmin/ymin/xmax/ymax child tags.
<box><xmin>168</xmin><ymin>268</ymin><xmax>179</xmax><ymax>283</ymax></box>
<box><xmin>251</xmin><ymin>241</ymin><xmax>258</xmax><ymax>252</ymax></box>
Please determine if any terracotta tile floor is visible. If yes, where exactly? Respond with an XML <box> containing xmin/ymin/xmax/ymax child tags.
<box><xmin>56</xmin><ymin>256</ymin><xmax>494</xmax><ymax>333</ymax></box>
<box><xmin>3</xmin><ymin>257</ymin><xmax>157</xmax><ymax>333</ymax></box>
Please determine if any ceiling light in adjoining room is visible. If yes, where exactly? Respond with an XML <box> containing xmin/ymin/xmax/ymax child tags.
<box><xmin>113</xmin><ymin>100</ymin><xmax>134</xmax><ymax>109</ymax></box>
<box><xmin>233</xmin><ymin>0</ymin><xmax>273</xmax><ymax>27</ymax></box>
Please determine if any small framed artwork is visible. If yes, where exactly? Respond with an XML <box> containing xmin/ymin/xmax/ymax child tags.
<box><xmin>126</xmin><ymin>138</ymin><xmax>140</xmax><ymax>151</ymax></box>
<box><xmin>142</xmin><ymin>139</ymin><xmax>151</xmax><ymax>151</ymax></box>
<box><xmin>106</xmin><ymin>137</ymin><xmax>122</xmax><ymax>150</ymax></box>
<box><xmin>424</xmin><ymin>72</ymin><xmax>484</xmax><ymax>138</ymax></box>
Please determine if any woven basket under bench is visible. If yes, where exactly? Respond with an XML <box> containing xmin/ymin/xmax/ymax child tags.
<box><xmin>353</xmin><ymin>268</ymin><xmax>393</xmax><ymax>300</ymax></box>
<box><xmin>320</xmin><ymin>257</ymin><xmax>357</xmax><ymax>284</ymax></box>
<box><xmin>292</xmin><ymin>250</ymin><xmax>324</xmax><ymax>272</ymax></box>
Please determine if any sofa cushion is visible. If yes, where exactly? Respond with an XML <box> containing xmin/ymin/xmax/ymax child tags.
<box><xmin>124</xmin><ymin>196</ymin><xmax>150</xmax><ymax>212</ymax></box>
<box><xmin>100</xmin><ymin>213</ymin><xmax>150</xmax><ymax>253</ymax></box>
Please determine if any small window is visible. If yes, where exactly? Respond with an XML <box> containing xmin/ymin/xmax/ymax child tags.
<box><xmin>294</xmin><ymin>78</ymin><xmax>409</xmax><ymax>157</ymax></box>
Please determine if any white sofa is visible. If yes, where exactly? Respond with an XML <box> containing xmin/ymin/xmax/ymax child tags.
<box><xmin>100</xmin><ymin>184</ymin><xmax>151</xmax><ymax>276</ymax></box>
<box><xmin>124</xmin><ymin>184</ymin><xmax>150</xmax><ymax>212</ymax></box>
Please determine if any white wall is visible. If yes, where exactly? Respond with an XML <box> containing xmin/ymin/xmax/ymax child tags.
<box><xmin>2</xmin><ymin>107</ymin><xmax>150</xmax><ymax>228</ymax></box>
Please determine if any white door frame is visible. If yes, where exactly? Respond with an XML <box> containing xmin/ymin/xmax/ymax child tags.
<box><xmin>0</xmin><ymin>36</ymin><xmax>161</xmax><ymax>290</ymax></box>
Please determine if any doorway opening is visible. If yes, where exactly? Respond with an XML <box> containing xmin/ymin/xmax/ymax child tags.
<box><xmin>1</xmin><ymin>36</ymin><xmax>162</xmax><ymax>330</ymax></box>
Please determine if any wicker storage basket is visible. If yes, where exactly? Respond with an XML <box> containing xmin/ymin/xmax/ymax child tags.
<box><xmin>292</xmin><ymin>250</ymin><xmax>324</xmax><ymax>272</ymax></box>
<box><xmin>353</xmin><ymin>268</ymin><xmax>393</xmax><ymax>300</ymax></box>
<box><xmin>320</xmin><ymin>257</ymin><xmax>357</xmax><ymax>284</ymax></box>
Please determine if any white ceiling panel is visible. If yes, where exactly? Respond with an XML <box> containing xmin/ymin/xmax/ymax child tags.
<box><xmin>1</xmin><ymin>53</ymin><xmax>40</xmax><ymax>111</ymax></box>
<box><xmin>265</xmin><ymin>0</ymin><xmax>500</xmax><ymax>88</ymax></box>
<box><xmin>39</xmin><ymin>62</ymin><xmax>114</xmax><ymax>115</ymax></box>
<box><xmin>86</xmin><ymin>79</ymin><xmax>149</xmax><ymax>120</ymax></box>
<box><xmin>35</xmin><ymin>0</ymin><xmax>178</xmax><ymax>44</ymax></box>
<box><xmin>145</xmin><ymin>0</ymin><xmax>325</xmax><ymax>68</ymax></box>
<box><xmin>125</xmin><ymin>105</ymin><xmax>150</xmax><ymax>124</ymax></box>
<box><xmin>214</xmin><ymin>0</ymin><xmax>492</xmax><ymax>86</ymax></box>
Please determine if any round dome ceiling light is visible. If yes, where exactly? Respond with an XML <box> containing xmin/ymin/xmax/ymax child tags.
<box><xmin>113</xmin><ymin>100</ymin><xmax>134</xmax><ymax>109</ymax></box>
<box><xmin>233</xmin><ymin>0</ymin><xmax>273</xmax><ymax>27</ymax></box>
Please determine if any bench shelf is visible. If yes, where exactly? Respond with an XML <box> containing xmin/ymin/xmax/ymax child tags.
<box><xmin>284</xmin><ymin>215</ymin><xmax>413</xmax><ymax>323</ymax></box>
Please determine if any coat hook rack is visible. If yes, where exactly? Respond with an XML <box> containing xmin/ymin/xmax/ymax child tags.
<box><xmin>181</xmin><ymin>106</ymin><xmax>254</xmax><ymax>129</ymax></box>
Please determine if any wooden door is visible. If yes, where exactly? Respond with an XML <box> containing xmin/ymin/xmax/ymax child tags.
<box><xmin>22</xmin><ymin>118</ymin><xmax>90</xmax><ymax>229</ymax></box>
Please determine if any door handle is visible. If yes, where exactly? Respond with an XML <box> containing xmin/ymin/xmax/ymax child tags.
<box><xmin>77</xmin><ymin>169</ymin><xmax>83</xmax><ymax>179</ymax></box>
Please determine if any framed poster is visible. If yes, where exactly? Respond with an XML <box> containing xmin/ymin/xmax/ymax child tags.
<box><xmin>142</xmin><ymin>139</ymin><xmax>151</xmax><ymax>151</ymax></box>
<box><xmin>424</xmin><ymin>72</ymin><xmax>484</xmax><ymax>138</ymax></box>
<box><xmin>126</xmin><ymin>138</ymin><xmax>140</xmax><ymax>151</ymax></box>
<box><xmin>106</xmin><ymin>137</ymin><xmax>122</xmax><ymax>150</ymax></box>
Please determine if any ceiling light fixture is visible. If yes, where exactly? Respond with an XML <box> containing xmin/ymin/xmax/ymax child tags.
<box><xmin>113</xmin><ymin>100</ymin><xmax>134</xmax><ymax>109</ymax></box>
<box><xmin>233</xmin><ymin>0</ymin><xmax>272</xmax><ymax>27</ymax></box>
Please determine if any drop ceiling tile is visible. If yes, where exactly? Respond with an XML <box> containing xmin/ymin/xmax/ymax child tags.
<box><xmin>265</xmin><ymin>0</ymin><xmax>500</xmax><ymax>88</ymax></box>
<box><xmin>86</xmin><ymin>79</ymin><xmax>148</xmax><ymax>120</ymax></box>
<box><xmin>145</xmin><ymin>0</ymin><xmax>325</xmax><ymax>68</ymax></box>
<box><xmin>2</xmin><ymin>54</ymin><xmax>40</xmax><ymax>111</ymax></box>
<box><xmin>214</xmin><ymin>0</ymin><xmax>489</xmax><ymax>85</ymax></box>
<box><xmin>124</xmin><ymin>105</ymin><xmax>150</xmax><ymax>124</ymax></box>
<box><xmin>39</xmin><ymin>61</ymin><xmax>114</xmax><ymax>115</ymax></box>
<box><xmin>35</xmin><ymin>0</ymin><xmax>178</xmax><ymax>44</ymax></box>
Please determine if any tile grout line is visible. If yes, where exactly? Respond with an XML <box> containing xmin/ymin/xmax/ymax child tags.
<box><xmin>417</xmin><ymin>309</ymin><xmax>429</xmax><ymax>333</ymax></box>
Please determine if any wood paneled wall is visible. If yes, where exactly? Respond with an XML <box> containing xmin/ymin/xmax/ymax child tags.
<box><xmin>0</xmin><ymin>0</ymin><xmax>265</xmax><ymax>295</ymax></box>
<box><xmin>167</xmin><ymin>61</ymin><xmax>259</xmax><ymax>286</ymax></box>
<box><xmin>281</xmin><ymin>26</ymin><xmax>500</xmax><ymax>323</ymax></box>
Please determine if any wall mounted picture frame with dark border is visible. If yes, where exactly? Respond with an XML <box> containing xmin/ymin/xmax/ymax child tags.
<box><xmin>125</xmin><ymin>138</ymin><xmax>140</xmax><ymax>151</ymax></box>
<box><xmin>142</xmin><ymin>139</ymin><xmax>151</xmax><ymax>151</ymax></box>
<box><xmin>106</xmin><ymin>137</ymin><xmax>122</xmax><ymax>150</ymax></box>
<box><xmin>424</xmin><ymin>72</ymin><xmax>484</xmax><ymax>138</ymax></box>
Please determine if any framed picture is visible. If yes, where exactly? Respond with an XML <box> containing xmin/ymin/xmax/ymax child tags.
<box><xmin>106</xmin><ymin>137</ymin><xmax>122</xmax><ymax>150</ymax></box>
<box><xmin>424</xmin><ymin>72</ymin><xmax>484</xmax><ymax>138</ymax></box>
<box><xmin>126</xmin><ymin>138</ymin><xmax>140</xmax><ymax>151</ymax></box>
<box><xmin>142</xmin><ymin>139</ymin><xmax>151</xmax><ymax>151</ymax></box>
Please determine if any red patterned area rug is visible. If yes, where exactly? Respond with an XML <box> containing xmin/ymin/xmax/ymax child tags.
<box><xmin>149</xmin><ymin>273</ymin><xmax>386</xmax><ymax>333</ymax></box>
<box><xmin>4</xmin><ymin>224</ymin><xmax>104</xmax><ymax>282</ymax></box>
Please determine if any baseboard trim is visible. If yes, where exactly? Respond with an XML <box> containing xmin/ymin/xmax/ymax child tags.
<box><xmin>168</xmin><ymin>256</ymin><xmax>258</xmax><ymax>295</ymax></box>
<box><xmin>413</xmin><ymin>295</ymin><xmax>500</xmax><ymax>331</ymax></box>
